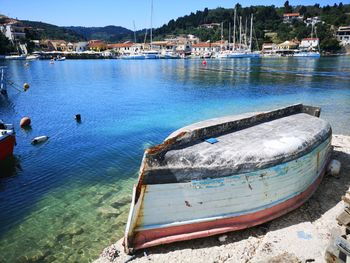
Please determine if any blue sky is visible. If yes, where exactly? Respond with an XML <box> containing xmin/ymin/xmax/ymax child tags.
<box><xmin>0</xmin><ymin>0</ymin><xmax>343</xmax><ymax>29</ymax></box>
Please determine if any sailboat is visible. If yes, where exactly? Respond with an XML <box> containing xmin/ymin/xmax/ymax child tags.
<box><xmin>227</xmin><ymin>13</ymin><xmax>259</xmax><ymax>58</ymax></box>
<box><xmin>142</xmin><ymin>0</ymin><xmax>160</xmax><ymax>59</ymax></box>
<box><xmin>120</xmin><ymin>21</ymin><xmax>146</xmax><ymax>59</ymax></box>
<box><xmin>216</xmin><ymin>10</ymin><xmax>259</xmax><ymax>59</ymax></box>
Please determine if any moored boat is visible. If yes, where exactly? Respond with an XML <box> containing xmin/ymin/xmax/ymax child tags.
<box><xmin>5</xmin><ymin>54</ymin><xmax>27</xmax><ymax>60</ymax></box>
<box><xmin>56</xmin><ymin>56</ymin><xmax>66</xmax><ymax>61</ymax></box>
<box><xmin>0</xmin><ymin>121</ymin><xmax>16</xmax><ymax>162</ymax></box>
<box><xmin>120</xmin><ymin>53</ymin><xmax>146</xmax><ymax>60</ymax></box>
<box><xmin>293</xmin><ymin>51</ymin><xmax>321</xmax><ymax>57</ymax></box>
<box><xmin>124</xmin><ymin>104</ymin><xmax>332</xmax><ymax>253</ymax></box>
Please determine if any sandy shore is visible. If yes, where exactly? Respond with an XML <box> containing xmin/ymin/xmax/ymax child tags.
<box><xmin>95</xmin><ymin>134</ymin><xmax>350</xmax><ymax>263</ymax></box>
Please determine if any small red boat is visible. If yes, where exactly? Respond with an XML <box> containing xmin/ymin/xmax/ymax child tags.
<box><xmin>0</xmin><ymin>121</ymin><xmax>16</xmax><ymax>161</ymax></box>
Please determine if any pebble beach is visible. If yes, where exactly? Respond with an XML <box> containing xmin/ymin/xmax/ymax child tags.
<box><xmin>95</xmin><ymin>134</ymin><xmax>350</xmax><ymax>263</ymax></box>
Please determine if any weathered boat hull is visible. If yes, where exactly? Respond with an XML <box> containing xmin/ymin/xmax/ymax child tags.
<box><xmin>124</xmin><ymin>104</ymin><xmax>332</xmax><ymax>253</ymax></box>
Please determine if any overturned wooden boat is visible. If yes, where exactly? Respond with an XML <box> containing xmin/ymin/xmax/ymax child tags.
<box><xmin>124</xmin><ymin>104</ymin><xmax>332</xmax><ymax>253</ymax></box>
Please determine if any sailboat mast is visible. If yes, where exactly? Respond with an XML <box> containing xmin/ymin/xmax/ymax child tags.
<box><xmin>233</xmin><ymin>8</ymin><xmax>236</xmax><ymax>51</ymax></box>
<box><xmin>133</xmin><ymin>20</ymin><xmax>137</xmax><ymax>43</ymax></box>
<box><xmin>315</xmin><ymin>26</ymin><xmax>320</xmax><ymax>52</ymax></box>
<box><xmin>221</xmin><ymin>22</ymin><xmax>223</xmax><ymax>51</ymax></box>
<box><xmin>245</xmin><ymin>17</ymin><xmax>248</xmax><ymax>47</ymax></box>
<box><xmin>249</xmin><ymin>14</ymin><xmax>253</xmax><ymax>52</ymax></box>
<box><xmin>150</xmin><ymin>0</ymin><xmax>153</xmax><ymax>49</ymax></box>
<box><xmin>0</xmin><ymin>68</ymin><xmax>3</xmax><ymax>91</ymax></box>
<box><xmin>239</xmin><ymin>16</ymin><xmax>242</xmax><ymax>51</ymax></box>
<box><xmin>229</xmin><ymin>22</ymin><xmax>231</xmax><ymax>51</ymax></box>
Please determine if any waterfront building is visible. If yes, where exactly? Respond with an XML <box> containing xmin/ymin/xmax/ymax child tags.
<box><xmin>176</xmin><ymin>41</ymin><xmax>192</xmax><ymax>56</ymax></box>
<box><xmin>74</xmin><ymin>42</ymin><xmax>88</xmax><ymax>52</ymax></box>
<box><xmin>107</xmin><ymin>42</ymin><xmax>134</xmax><ymax>54</ymax></box>
<box><xmin>278</xmin><ymin>40</ymin><xmax>299</xmax><ymax>50</ymax></box>
<box><xmin>87</xmin><ymin>40</ymin><xmax>107</xmax><ymax>51</ymax></box>
<box><xmin>336</xmin><ymin>26</ymin><xmax>350</xmax><ymax>46</ymax></box>
<box><xmin>275</xmin><ymin>40</ymin><xmax>300</xmax><ymax>56</ymax></box>
<box><xmin>67</xmin><ymin>42</ymin><xmax>74</xmax><ymax>52</ymax></box>
<box><xmin>191</xmin><ymin>41</ymin><xmax>222</xmax><ymax>57</ymax></box>
<box><xmin>283</xmin><ymin>13</ymin><xmax>303</xmax><ymax>23</ymax></box>
<box><xmin>191</xmin><ymin>42</ymin><xmax>212</xmax><ymax>56</ymax></box>
<box><xmin>39</xmin><ymin>40</ymin><xmax>68</xmax><ymax>52</ymax></box>
<box><xmin>261</xmin><ymin>43</ymin><xmax>278</xmax><ymax>56</ymax></box>
<box><xmin>299</xmin><ymin>38</ymin><xmax>319</xmax><ymax>50</ymax></box>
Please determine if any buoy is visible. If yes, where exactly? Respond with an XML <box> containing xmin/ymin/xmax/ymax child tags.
<box><xmin>75</xmin><ymin>114</ymin><xmax>81</xmax><ymax>122</ymax></box>
<box><xmin>23</xmin><ymin>83</ymin><xmax>30</xmax><ymax>91</ymax></box>
<box><xmin>31</xmin><ymin>136</ymin><xmax>49</xmax><ymax>145</ymax></box>
<box><xmin>327</xmin><ymin>159</ymin><xmax>341</xmax><ymax>177</ymax></box>
<box><xmin>20</xmin><ymin>117</ymin><xmax>31</xmax><ymax>128</ymax></box>
<box><xmin>202</xmin><ymin>59</ymin><xmax>207</xmax><ymax>65</ymax></box>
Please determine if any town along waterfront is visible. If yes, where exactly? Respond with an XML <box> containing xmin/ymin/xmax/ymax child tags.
<box><xmin>0</xmin><ymin>57</ymin><xmax>350</xmax><ymax>262</ymax></box>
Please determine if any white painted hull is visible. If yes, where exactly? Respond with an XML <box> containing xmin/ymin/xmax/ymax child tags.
<box><xmin>294</xmin><ymin>52</ymin><xmax>320</xmax><ymax>57</ymax></box>
<box><xmin>121</xmin><ymin>54</ymin><xmax>146</xmax><ymax>60</ymax></box>
<box><xmin>124</xmin><ymin>104</ymin><xmax>332</xmax><ymax>253</ymax></box>
<box><xmin>5</xmin><ymin>55</ymin><xmax>26</xmax><ymax>60</ymax></box>
<box><xmin>134</xmin><ymin>138</ymin><xmax>331</xmax><ymax>231</ymax></box>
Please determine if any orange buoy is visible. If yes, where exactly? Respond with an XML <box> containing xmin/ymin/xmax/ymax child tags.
<box><xmin>202</xmin><ymin>59</ymin><xmax>207</xmax><ymax>65</ymax></box>
<box><xmin>20</xmin><ymin>117</ymin><xmax>31</xmax><ymax>128</ymax></box>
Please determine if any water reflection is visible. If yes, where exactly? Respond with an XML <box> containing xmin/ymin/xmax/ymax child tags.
<box><xmin>0</xmin><ymin>155</ymin><xmax>22</xmax><ymax>179</ymax></box>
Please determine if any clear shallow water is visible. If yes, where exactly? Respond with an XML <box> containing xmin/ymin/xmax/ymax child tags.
<box><xmin>0</xmin><ymin>57</ymin><xmax>349</xmax><ymax>262</ymax></box>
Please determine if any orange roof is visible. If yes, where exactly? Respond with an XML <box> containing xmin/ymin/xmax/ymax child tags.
<box><xmin>107</xmin><ymin>42</ymin><xmax>134</xmax><ymax>48</ymax></box>
<box><xmin>88</xmin><ymin>42</ymin><xmax>107</xmax><ymax>48</ymax></box>
<box><xmin>302</xmin><ymin>38</ymin><xmax>319</xmax><ymax>41</ymax></box>
<box><xmin>284</xmin><ymin>13</ymin><xmax>300</xmax><ymax>17</ymax></box>
<box><xmin>192</xmin><ymin>42</ymin><xmax>211</xmax><ymax>48</ymax></box>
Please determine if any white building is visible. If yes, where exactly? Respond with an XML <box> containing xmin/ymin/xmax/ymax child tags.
<box><xmin>304</xmin><ymin>17</ymin><xmax>323</xmax><ymax>26</ymax></box>
<box><xmin>74</xmin><ymin>42</ymin><xmax>88</xmax><ymax>52</ymax></box>
<box><xmin>336</xmin><ymin>26</ymin><xmax>350</xmax><ymax>46</ymax></box>
<box><xmin>299</xmin><ymin>38</ymin><xmax>319</xmax><ymax>50</ymax></box>
<box><xmin>283</xmin><ymin>13</ymin><xmax>303</xmax><ymax>23</ymax></box>
<box><xmin>261</xmin><ymin>43</ymin><xmax>278</xmax><ymax>55</ymax></box>
<box><xmin>0</xmin><ymin>21</ymin><xmax>26</xmax><ymax>42</ymax></box>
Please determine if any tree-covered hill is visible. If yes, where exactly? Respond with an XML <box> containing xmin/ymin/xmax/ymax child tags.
<box><xmin>65</xmin><ymin>26</ymin><xmax>133</xmax><ymax>42</ymax></box>
<box><xmin>152</xmin><ymin>2</ymin><xmax>350</xmax><ymax>52</ymax></box>
<box><xmin>21</xmin><ymin>20</ymin><xmax>85</xmax><ymax>42</ymax></box>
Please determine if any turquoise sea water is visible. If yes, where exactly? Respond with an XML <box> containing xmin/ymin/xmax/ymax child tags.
<box><xmin>0</xmin><ymin>57</ymin><xmax>350</xmax><ymax>262</ymax></box>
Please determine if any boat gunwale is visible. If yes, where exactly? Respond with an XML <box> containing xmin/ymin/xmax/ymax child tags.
<box><xmin>140</xmin><ymin>104</ymin><xmax>328</xmax><ymax>185</ymax></box>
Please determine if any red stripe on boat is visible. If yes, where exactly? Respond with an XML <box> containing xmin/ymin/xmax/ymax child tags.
<box><xmin>0</xmin><ymin>135</ymin><xmax>16</xmax><ymax>161</ymax></box>
<box><xmin>131</xmin><ymin>169</ymin><xmax>325</xmax><ymax>250</ymax></box>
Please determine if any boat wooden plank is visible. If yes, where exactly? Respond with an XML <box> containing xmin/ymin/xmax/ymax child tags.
<box><xmin>136</xmin><ymin>140</ymin><xmax>330</xmax><ymax>229</ymax></box>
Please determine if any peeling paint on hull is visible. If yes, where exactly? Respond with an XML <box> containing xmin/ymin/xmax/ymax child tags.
<box><xmin>127</xmin><ymin>138</ymin><xmax>331</xmax><ymax>251</ymax></box>
<box><xmin>123</xmin><ymin>104</ymin><xmax>332</xmax><ymax>254</ymax></box>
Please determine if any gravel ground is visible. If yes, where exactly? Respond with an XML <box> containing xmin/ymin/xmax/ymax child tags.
<box><xmin>95</xmin><ymin>134</ymin><xmax>350</xmax><ymax>263</ymax></box>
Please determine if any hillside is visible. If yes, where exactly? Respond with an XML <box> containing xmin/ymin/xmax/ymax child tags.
<box><xmin>66</xmin><ymin>26</ymin><xmax>133</xmax><ymax>42</ymax></box>
<box><xmin>21</xmin><ymin>20</ymin><xmax>85</xmax><ymax>42</ymax></box>
<box><xmin>152</xmin><ymin>3</ymin><xmax>350</xmax><ymax>52</ymax></box>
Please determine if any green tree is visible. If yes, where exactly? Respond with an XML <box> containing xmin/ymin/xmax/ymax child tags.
<box><xmin>284</xmin><ymin>1</ymin><xmax>293</xmax><ymax>13</ymax></box>
<box><xmin>320</xmin><ymin>38</ymin><xmax>341</xmax><ymax>53</ymax></box>
<box><xmin>0</xmin><ymin>33</ymin><xmax>15</xmax><ymax>55</ymax></box>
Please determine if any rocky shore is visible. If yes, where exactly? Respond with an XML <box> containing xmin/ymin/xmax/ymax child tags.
<box><xmin>95</xmin><ymin>134</ymin><xmax>350</xmax><ymax>263</ymax></box>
